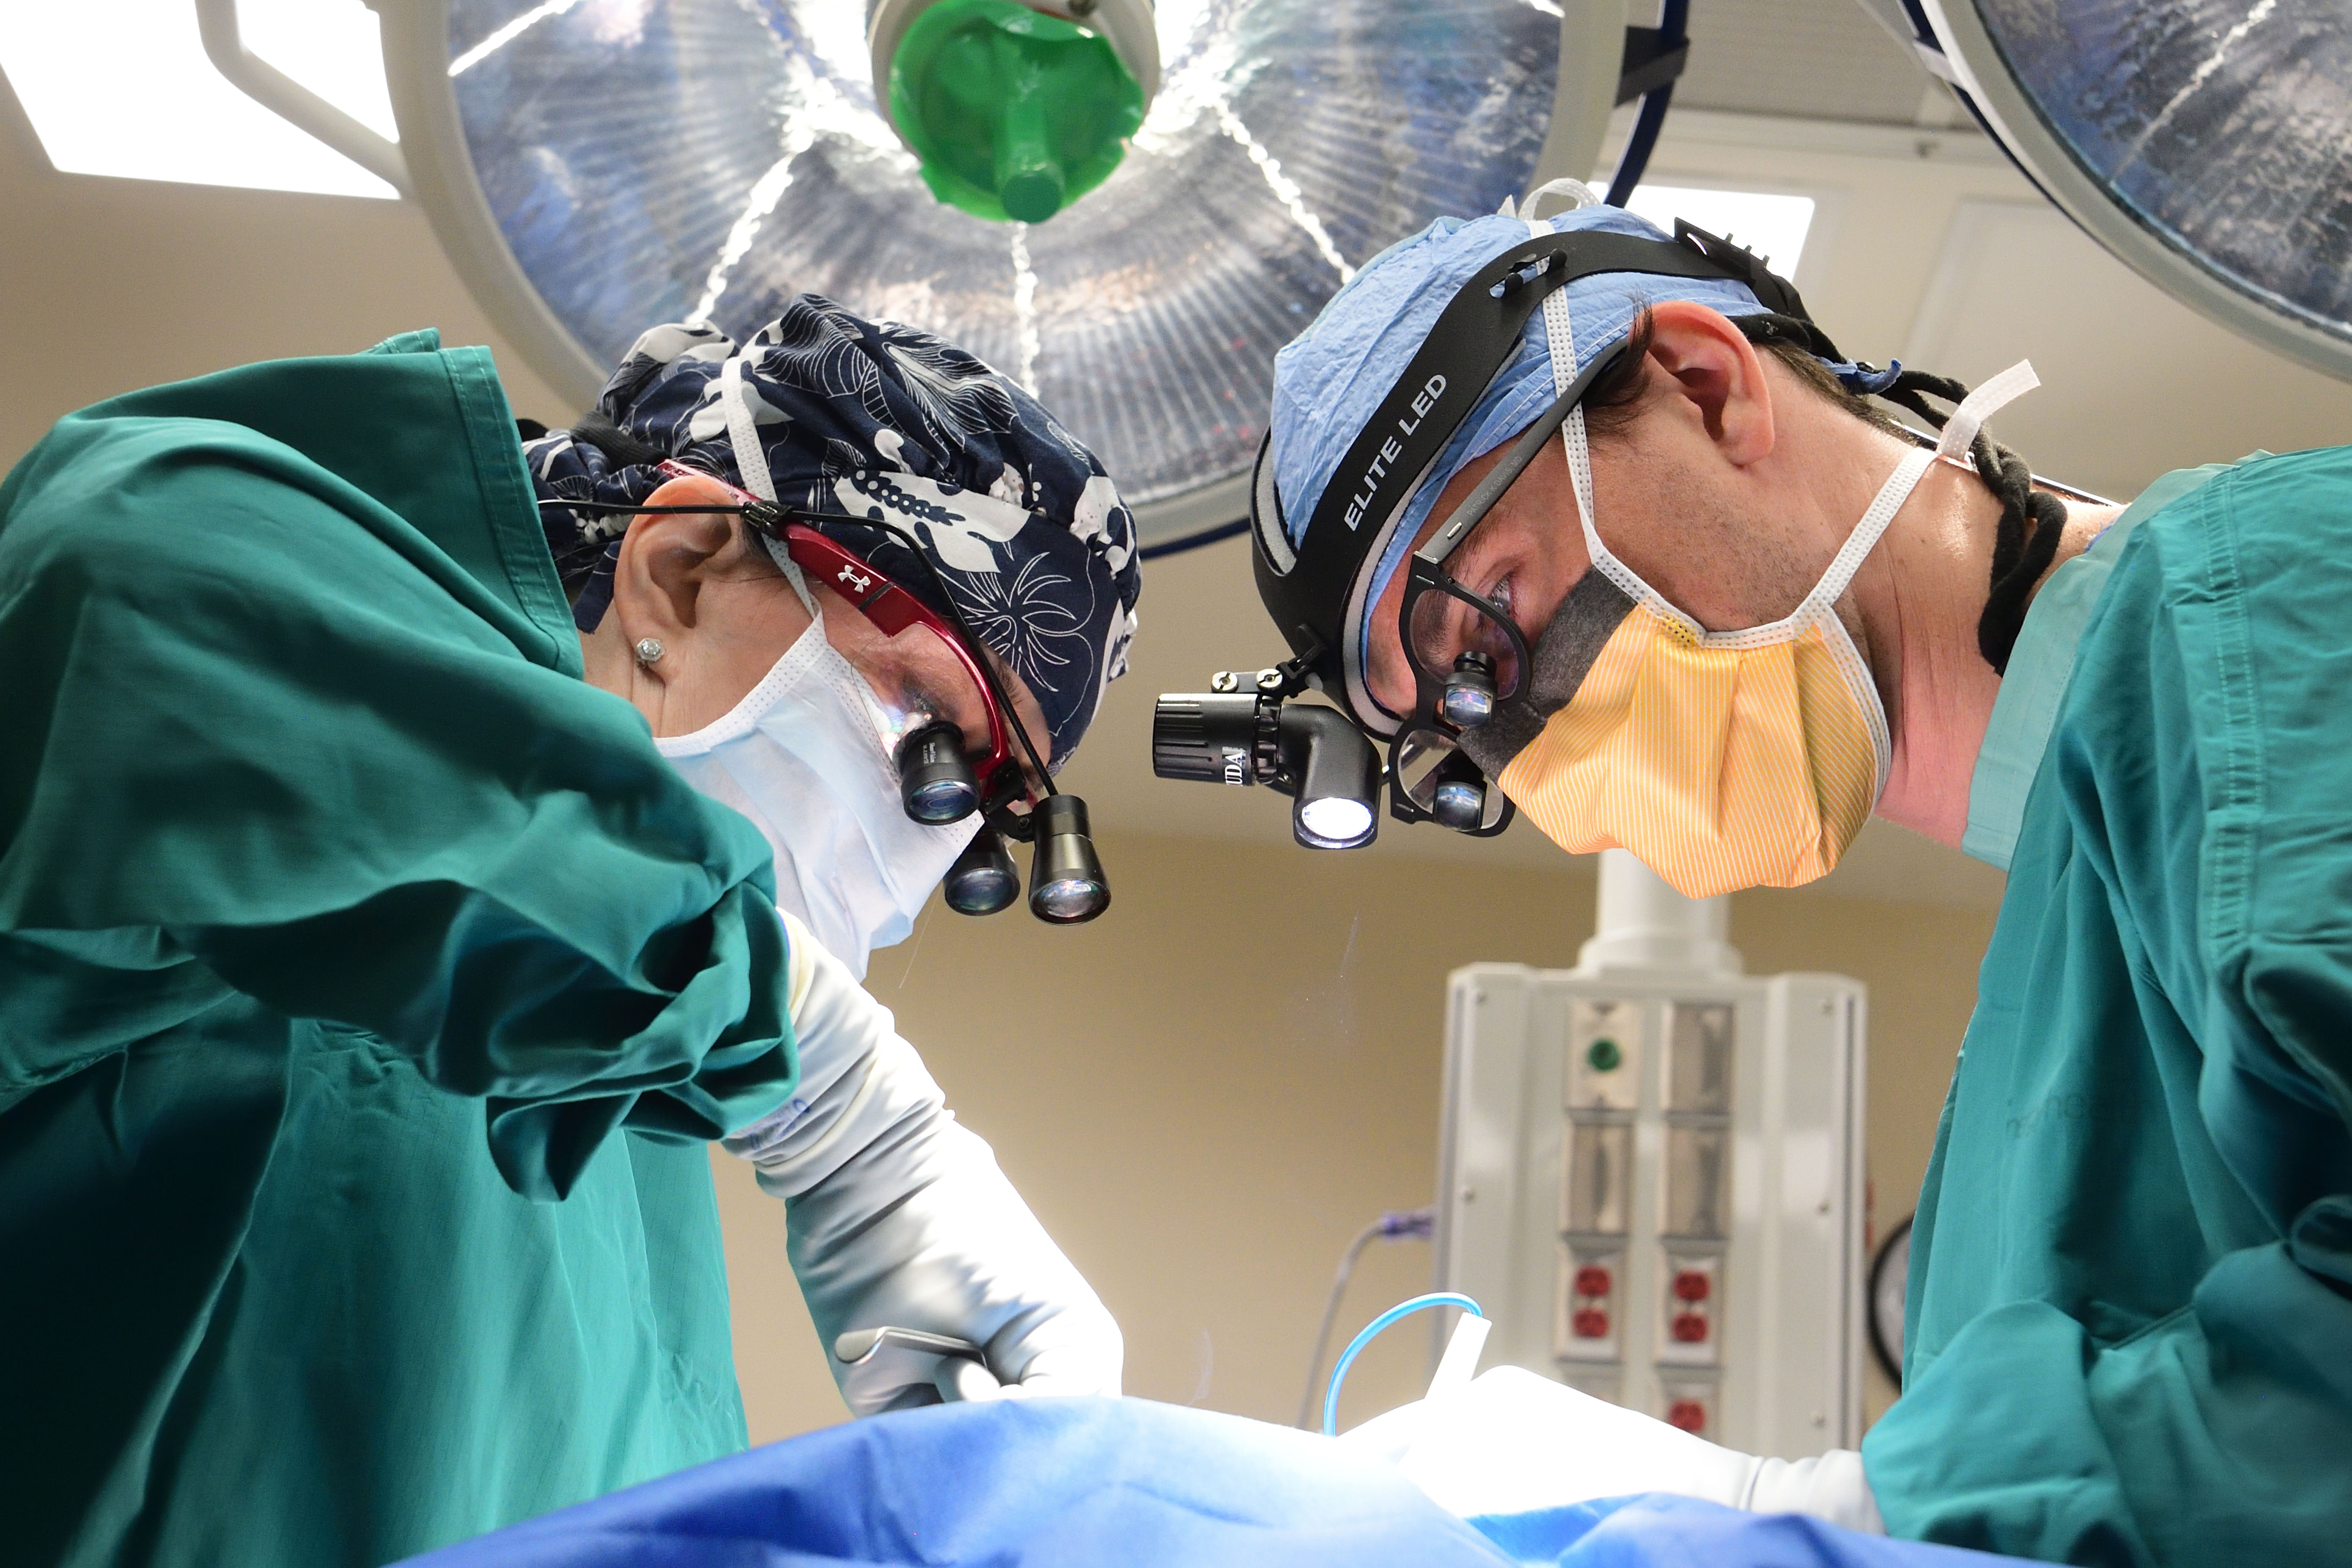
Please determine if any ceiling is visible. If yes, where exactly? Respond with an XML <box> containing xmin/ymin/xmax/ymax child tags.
<box><xmin>5</xmin><ymin>6</ymin><xmax>2348</xmax><ymax>912</ymax></box>
<box><xmin>1673</xmin><ymin>0</ymin><xmax>1941</xmax><ymax>125</ymax></box>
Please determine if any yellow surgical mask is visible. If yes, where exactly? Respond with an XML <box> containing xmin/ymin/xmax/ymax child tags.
<box><xmin>1489</xmin><ymin>563</ymin><xmax>1903</xmax><ymax>901</ymax></box>
<box><xmin>1456</xmin><ymin>303</ymin><xmax>2038</xmax><ymax>899</ymax></box>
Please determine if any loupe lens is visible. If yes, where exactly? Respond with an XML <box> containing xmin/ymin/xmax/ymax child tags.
<box><xmin>1439</xmin><ymin>652</ymin><xmax>1497</xmax><ymax>729</ymax></box>
<box><xmin>1027</xmin><ymin>795</ymin><xmax>1110</xmax><ymax>923</ymax></box>
<box><xmin>1431</xmin><ymin>778</ymin><xmax>1486</xmax><ymax>831</ymax></box>
<box><xmin>1394</xmin><ymin>728</ymin><xmax>1509</xmax><ymax>835</ymax></box>
<box><xmin>943</xmin><ymin>826</ymin><xmax>1019</xmax><ymax>915</ymax></box>
<box><xmin>1439</xmin><ymin>685</ymin><xmax>1494</xmax><ymax>728</ymax></box>
<box><xmin>896</xmin><ymin>721</ymin><xmax>980</xmax><ymax>825</ymax></box>
<box><xmin>1033</xmin><ymin>876</ymin><xmax>1102</xmax><ymax>920</ymax></box>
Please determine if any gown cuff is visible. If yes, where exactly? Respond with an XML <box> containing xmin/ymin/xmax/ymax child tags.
<box><xmin>1744</xmin><ymin>1449</ymin><xmax>1884</xmax><ymax>1533</ymax></box>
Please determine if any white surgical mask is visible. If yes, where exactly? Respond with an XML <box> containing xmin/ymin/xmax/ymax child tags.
<box><xmin>655</xmin><ymin>611</ymin><xmax>980</xmax><ymax>980</ymax></box>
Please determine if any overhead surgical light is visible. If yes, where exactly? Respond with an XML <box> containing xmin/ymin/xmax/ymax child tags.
<box><xmin>203</xmin><ymin>0</ymin><xmax>1690</xmax><ymax>554</ymax></box>
<box><xmin>0</xmin><ymin>0</ymin><xmax>398</xmax><ymax>198</ymax></box>
<box><xmin>1863</xmin><ymin>0</ymin><xmax>2352</xmax><ymax>380</ymax></box>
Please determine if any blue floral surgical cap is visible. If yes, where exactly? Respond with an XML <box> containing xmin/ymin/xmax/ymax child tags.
<box><xmin>1269</xmin><ymin>205</ymin><xmax>1896</xmax><ymax>691</ymax></box>
<box><xmin>528</xmin><ymin>295</ymin><xmax>1143</xmax><ymax>771</ymax></box>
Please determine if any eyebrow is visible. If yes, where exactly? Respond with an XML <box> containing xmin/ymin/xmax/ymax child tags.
<box><xmin>901</xmin><ymin>672</ymin><xmax>961</xmax><ymax>724</ymax></box>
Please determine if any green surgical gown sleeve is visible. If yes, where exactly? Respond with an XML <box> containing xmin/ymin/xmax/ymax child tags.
<box><xmin>1863</xmin><ymin>446</ymin><xmax>2352</xmax><ymax>1565</ymax></box>
<box><xmin>0</xmin><ymin>341</ymin><xmax>804</xmax><ymax>1568</ymax></box>
<box><xmin>0</xmin><ymin>380</ymin><xmax>799</xmax><ymax>1200</ymax></box>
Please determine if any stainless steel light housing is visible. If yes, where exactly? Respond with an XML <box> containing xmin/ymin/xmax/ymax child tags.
<box><xmin>1866</xmin><ymin>0</ymin><xmax>2352</xmax><ymax>380</ymax></box>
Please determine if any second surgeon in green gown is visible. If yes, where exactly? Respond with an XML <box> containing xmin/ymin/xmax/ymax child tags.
<box><xmin>1237</xmin><ymin>201</ymin><xmax>2352</xmax><ymax>1560</ymax></box>
<box><xmin>0</xmin><ymin>298</ymin><xmax>1140</xmax><ymax>1565</ymax></box>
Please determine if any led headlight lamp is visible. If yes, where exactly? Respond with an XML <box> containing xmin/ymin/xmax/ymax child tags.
<box><xmin>1154</xmin><ymin>668</ymin><xmax>1381</xmax><ymax>850</ymax></box>
<box><xmin>1154</xmin><ymin>222</ymin><xmax>1835</xmax><ymax>849</ymax></box>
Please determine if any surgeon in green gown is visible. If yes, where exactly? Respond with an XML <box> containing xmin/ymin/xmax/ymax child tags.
<box><xmin>1238</xmin><ymin>201</ymin><xmax>2352</xmax><ymax>1562</ymax></box>
<box><xmin>0</xmin><ymin>299</ymin><xmax>1136</xmax><ymax>1567</ymax></box>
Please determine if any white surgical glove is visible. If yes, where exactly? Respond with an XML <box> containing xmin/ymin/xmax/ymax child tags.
<box><xmin>1337</xmin><ymin>1367</ymin><xmax>1881</xmax><ymax>1533</ymax></box>
<box><xmin>724</xmin><ymin>911</ymin><xmax>1123</xmax><ymax>1416</ymax></box>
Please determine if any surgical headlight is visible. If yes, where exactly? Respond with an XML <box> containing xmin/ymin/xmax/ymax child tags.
<box><xmin>1297</xmin><ymin>794</ymin><xmax>1375</xmax><ymax>847</ymax></box>
<box><xmin>1152</xmin><ymin>668</ymin><xmax>1380</xmax><ymax>850</ymax></box>
<box><xmin>1159</xmin><ymin>222</ymin><xmax>1837</xmax><ymax>852</ymax></box>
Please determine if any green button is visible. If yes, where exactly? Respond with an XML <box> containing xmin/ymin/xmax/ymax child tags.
<box><xmin>889</xmin><ymin>0</ymin><xmax>1145</xmax><ymax>224</ymax></box>
<box><xmin>1586</xmin><ymin>1038</ymin><xmax>1622</xmax><ymax>1074</ymax></box>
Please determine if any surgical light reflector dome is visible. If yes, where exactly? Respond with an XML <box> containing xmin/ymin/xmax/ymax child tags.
<box><xmin>376</xmin><ymin>0</ymin><xmax>1600</xmax><ymax>548</ymax></box>
<box><xmin>1900</xmin><ymin>0</ymin><xmax>2352</xmax><ymax>381</ymax></box>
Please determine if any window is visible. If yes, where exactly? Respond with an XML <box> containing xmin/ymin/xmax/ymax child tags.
<box><xmin>1623</xmin><ymin>185</ymin><xmax>1816</xmax><ymax>276</ymax></box>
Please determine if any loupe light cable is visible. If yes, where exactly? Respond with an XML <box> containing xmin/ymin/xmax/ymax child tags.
<box><xmin>1320</xmin><ymin>1291</ymin><xmax>1484</xmax><ymax>1438</ymax></box>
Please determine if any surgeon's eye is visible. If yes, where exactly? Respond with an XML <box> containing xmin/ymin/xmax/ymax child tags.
<box><xmin>1479</xmin><ymin>573</ymin><xmax>1516</xmax><ymax>628</ymax></box>
<box><xmin>1465</xmin><ymin>595</ymin><xmax>1523</xmax><ymax>689</ymax></box>
<box><xmin>903</xmin><ymin>673</ymin><xmax>993</xmax><ymax>762</ymax></box>
<box><xmin>1407</xmin><ymin>580</ymin><xmax>1525</xmax><ymax>699</ymax></box>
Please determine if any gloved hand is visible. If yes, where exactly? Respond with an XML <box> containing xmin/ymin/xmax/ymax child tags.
<box><xmin>724</xmin><ymin>910</ymin><xmax>1123</xmax><ymax>1416</ymax></box>
<box><xmin>1335</xmin><ymin>1366</ymin><xmax>1882</xmax><ymax>1533</ymax></box>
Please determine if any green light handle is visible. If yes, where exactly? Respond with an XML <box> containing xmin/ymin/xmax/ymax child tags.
<box><xmin>991</xmin><ymin>30</ymin><xmax>1067</xmax><ymax>223</ymax></box>
<box><xmin>888</xmin><ymin>0</ymin><xmax>1145</xmax><ymax>224</ymax></box>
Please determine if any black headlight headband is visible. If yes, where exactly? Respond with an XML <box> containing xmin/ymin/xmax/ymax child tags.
<box><xmin>1250</xmin><ymin>223</ymin><xmax>1828</xmax><ymax>729</ymax></box>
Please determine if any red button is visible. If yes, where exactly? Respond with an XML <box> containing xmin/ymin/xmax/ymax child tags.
<box><xmin>1574</xmin><ymin>1266</ymin><xmax>1613</xmax><ymax>1299</ymax></box>
<box><xmin>1666</xmin><ymin>1399</ymin><xmax>1708</xmax><ymax>1433</ymax></box>
<box><xmin>1671</xmin><ymin>1312</ymin><xmax>1710</xmax><ymax>1343</ymax></box>
<box><xmin>1673</xmin><ymin>1270</ymin><xmax>1712</xmax><ymax>1303</ymax></box>
<box><xmin>1572</xmin><ymin>1308</ymin><xmax>1611</xmax><ymax>1339</ymax></box>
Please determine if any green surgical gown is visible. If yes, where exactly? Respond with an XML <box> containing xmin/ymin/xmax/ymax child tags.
<box><xmin>1863</xmin><ymin>446</ymin><xmax>2352</xmax><ymax>1563</ymax></box>
<box><xmin>0</xmin><ymin>333</ymin><xmax>801</xmax><ymax>1566</ymax></box>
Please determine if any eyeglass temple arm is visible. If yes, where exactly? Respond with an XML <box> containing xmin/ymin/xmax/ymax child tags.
<box><xmin>786</xmin><ymin>510</ymin><xmax>1059</xmax><ymax>801</ymax></box>
<box><xmin>1414</xmin><ymin>341</ymin><xmax>1629</xmax><ymax>568</ymax></box>
<box><xmin>539</xmin><ymin>495</ymin><xmax>1059</xmax><ymax>797</ymax></box>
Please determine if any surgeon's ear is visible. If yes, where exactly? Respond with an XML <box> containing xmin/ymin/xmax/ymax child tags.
<box><xmin>606</xmin><ymin>476</ymin><xmax>744</xmax><ymax>673</ymax></box>
<box><xmin>1640</xmin><ymin>300</ymin><xmax>1775</xmax><ymax>467</ymax></box>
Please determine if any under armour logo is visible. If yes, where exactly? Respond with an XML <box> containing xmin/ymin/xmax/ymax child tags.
<box><xmin>837</xmin><ymin>564</ymin><xmax>872</xmax><ymax>594</ymax></box>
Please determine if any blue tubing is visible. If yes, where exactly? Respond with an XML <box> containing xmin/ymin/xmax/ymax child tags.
<box><xmin>1321</xmin><ymin>1292</ymin><xmax>1484</xmax><ymax>1437</ymax></box>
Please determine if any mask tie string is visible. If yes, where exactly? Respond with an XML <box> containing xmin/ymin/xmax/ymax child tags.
<box><xmin>722</xmin><ymin>356</ymin><xmax>817</xmax><ymax>615</ymax></box>
<box><xmin>1934</xmin><ymin>359</ymin><xmax>2039</xmax><ymax>465</ymax></box>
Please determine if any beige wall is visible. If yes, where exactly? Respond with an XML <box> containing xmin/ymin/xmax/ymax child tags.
<box><xmin>0</xmin><ymin>92</ymin><xmax>569</xmax><ymax>468</ymax></box>
<box><xmin>716</xmin><ymin>828</ymin><xmax>1996</xmax><ymax>1446</ymax></box>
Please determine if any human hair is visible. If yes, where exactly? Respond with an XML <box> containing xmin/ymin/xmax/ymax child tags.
<box><xmin>1577</xmin><ymin>305</ymin><xmax>1908</xmax><ymax>444</ymax></box>
<box><xmin>1574</xmin><ymin>304</ymin><xmax>2064</xmax><ymax>674</ymax></box>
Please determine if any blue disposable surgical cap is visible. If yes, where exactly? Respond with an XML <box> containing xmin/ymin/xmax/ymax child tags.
<box><xmin>1268</xmin><ymin>203</ymin><xmax>1894</xmax><ymax>712</ymax></box>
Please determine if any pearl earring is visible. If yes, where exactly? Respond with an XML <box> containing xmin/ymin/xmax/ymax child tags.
<box><xmin>634</xmin><ymin>638</ymin><xmax>665</xmax><ymax>665</ymax></box>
